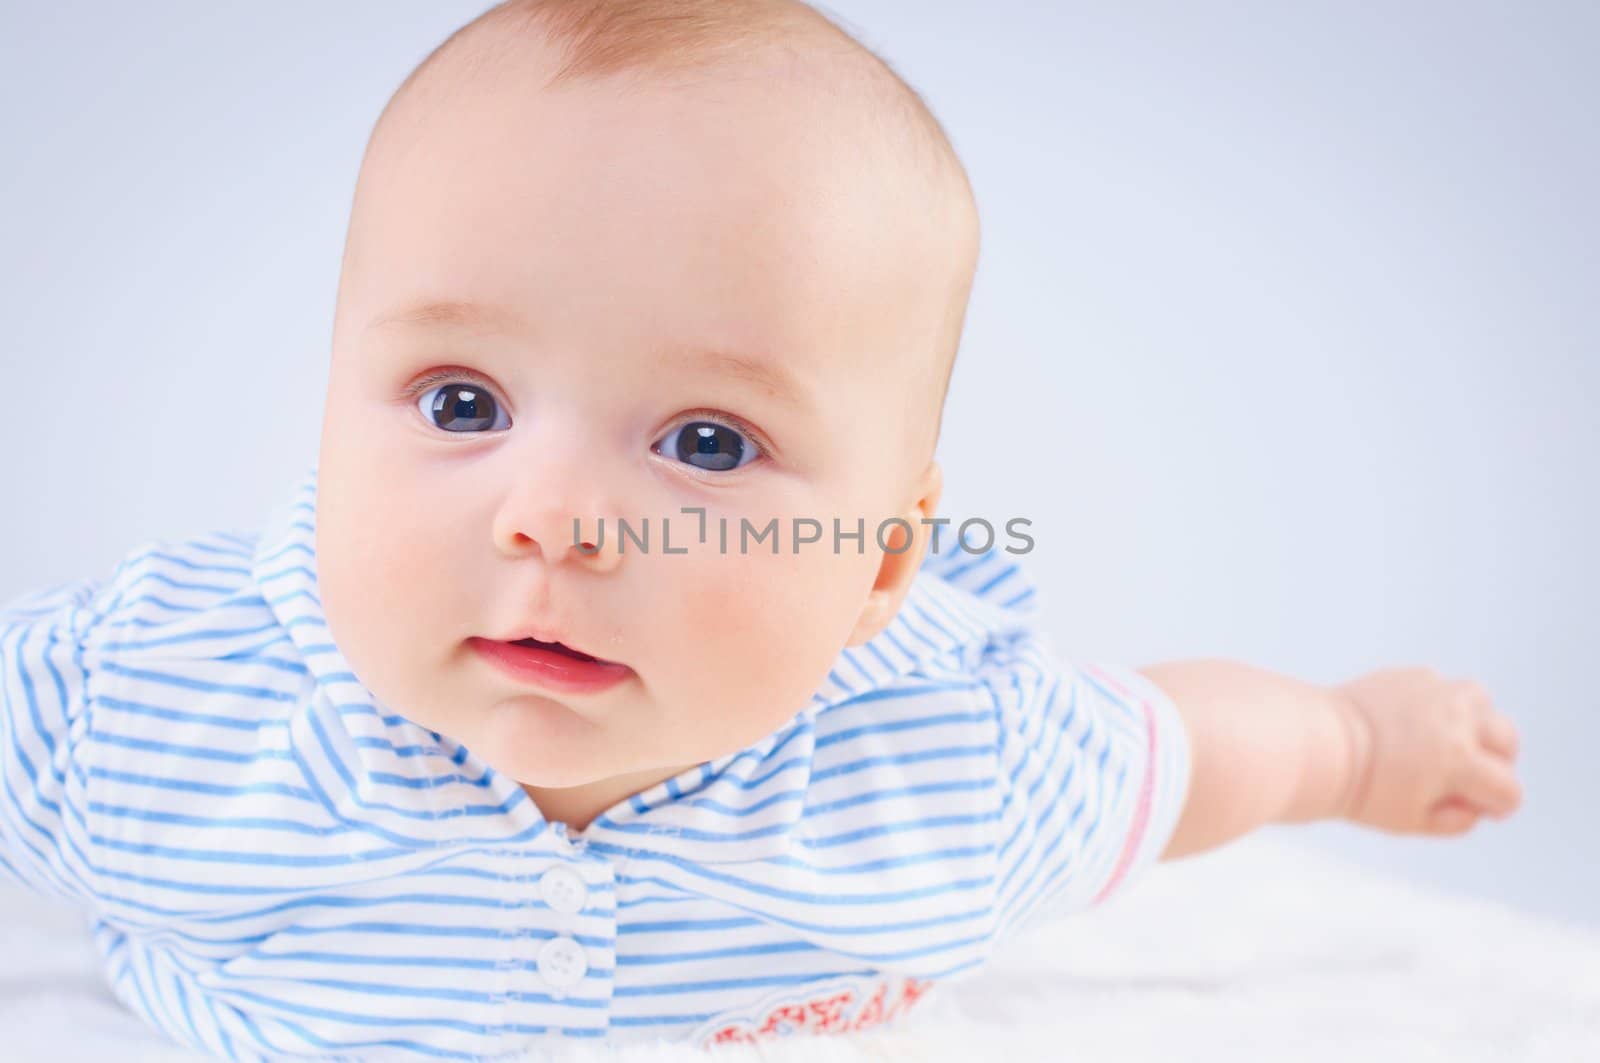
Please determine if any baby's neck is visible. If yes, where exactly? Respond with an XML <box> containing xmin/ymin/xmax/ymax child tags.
<box><xmin>521</xmin><ymin>762</ymin><xmax>695</xmax><ymax>833</ymax></box>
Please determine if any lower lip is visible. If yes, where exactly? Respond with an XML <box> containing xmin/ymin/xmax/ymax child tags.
<box><xmin>469</xmin><ymin>637</ymin><xmax>634</xmax><ymax>694</ymax></box>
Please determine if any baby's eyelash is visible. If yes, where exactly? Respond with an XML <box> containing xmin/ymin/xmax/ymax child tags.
<box><xmin>402</xmin><ymin>370</ymin><xmax>773</xmax><ymax>459</ymax></box>
<box><xmin>664</xmin><ymin>408</ymin><xmax>772</xmax><ymax>461</ymax></box>
<box><xmin>403</xmin><ymin>367</ymin><xmax>488</xmax><ymax>399</ymax></box>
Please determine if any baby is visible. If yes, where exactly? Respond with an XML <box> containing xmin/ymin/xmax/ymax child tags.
<box><xmin>0</xmin><ymin>0</ymin><xmax>1523</xmax><ymax>1059</ymax></box>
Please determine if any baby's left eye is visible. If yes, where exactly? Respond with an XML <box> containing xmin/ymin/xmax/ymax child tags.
<box><xmin>653</xmin><ymin>419</ymin><xmax>761</xmax><ymax>472</ymax></box>
<box><xmin>416</xmin><ymin>381</ymin><xmax>511</xmax><ymax>434</ymax></box>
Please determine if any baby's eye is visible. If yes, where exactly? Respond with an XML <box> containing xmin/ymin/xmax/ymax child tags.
<box><xmin>653</xmin><ymin>418</ymin><xmax>761</xmax><ymax>472</ymax></box>
<box><xmin>411</xmin><ymin>381</ymin><xmax>760</xmax><ymax>469</ymax></box>
<box><xmin>416</xmin><ymin>382</ymin><xmax>511</xmax><ymax>433</ymax></box>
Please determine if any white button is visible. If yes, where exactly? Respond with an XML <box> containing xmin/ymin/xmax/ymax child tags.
<box><xmin>539</xmin><ymin>866</ymin><xmax>588</xmax><ymax>914</ymax></box>
<box><xmin>538</xmin><ymin>935</ymin><xmax>588</xmax><ymax>988</ymax></box>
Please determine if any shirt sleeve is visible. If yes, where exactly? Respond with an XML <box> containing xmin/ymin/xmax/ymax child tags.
<box><xmin>981</xmin><ymin>625</ymin><xmax>1192</xmax><ymax>938</ymax></box>
<box><xmin>0</xmin><ymin>578</ymin><xmax>104</xmax><ymax>903</ymax></box>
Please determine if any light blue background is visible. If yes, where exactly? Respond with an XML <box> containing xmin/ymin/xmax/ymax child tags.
<box><xmin>2</xmin><ymin>2</ymin><xmax>1594</xmax><ymax>928</ymax></box>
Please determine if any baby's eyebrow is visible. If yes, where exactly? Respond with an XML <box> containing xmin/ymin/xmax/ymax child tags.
<box><xmin>369</xmin><ymin>298</ymin><xmax>526</xmax><ymax>336</ymax></box>
<box><xmin>370</xmin><ymin>297</ymin><xmax>809</xmax><ymax>410</ymax></box>
<box><xmin>680</xmin><ymin>348</ymin><xmax>810</xmax><ymax>411</ymax></box>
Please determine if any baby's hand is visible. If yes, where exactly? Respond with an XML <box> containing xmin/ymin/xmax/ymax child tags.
<box><xmin>1333</xmin><ymin>667</ymin><xmax>1523</xmax><ymax>836</ymax></box>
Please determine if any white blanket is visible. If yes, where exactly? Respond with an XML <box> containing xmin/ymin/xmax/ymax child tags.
<box><xmin>4</xmin><ymin>831</ymin><xmax>1596</xmax><ymax>1061</ymax></box>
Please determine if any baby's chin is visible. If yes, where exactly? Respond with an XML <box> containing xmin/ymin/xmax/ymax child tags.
<box><xmin>471</xmin><ymin>692</ymin><xmax>632</xmax><ymax>784</ymax></box>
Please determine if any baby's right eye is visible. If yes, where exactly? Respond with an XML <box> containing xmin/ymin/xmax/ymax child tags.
<box><xmin>417</xmin><ymin>381</ymin><xmax>512</xmax><ymax>434</ymax></box>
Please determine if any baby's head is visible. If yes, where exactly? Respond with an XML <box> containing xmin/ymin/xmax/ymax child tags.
<box><xmin>314</xmin><ymin>0</ymin><xmax>980</xmax><ymax>822</ymax></box>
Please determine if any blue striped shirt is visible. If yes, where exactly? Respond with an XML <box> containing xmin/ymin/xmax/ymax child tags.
<box><xmin>0</xmin><ymin>466</ymin><xmax>1190</xmax><ymax>1059</ymax></box>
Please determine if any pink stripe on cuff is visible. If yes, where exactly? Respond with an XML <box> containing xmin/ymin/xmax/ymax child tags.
<box><xmin>1084</xmin><ymin>664</ymin><xmax>1158</xmax><ymax>905</ymax></box>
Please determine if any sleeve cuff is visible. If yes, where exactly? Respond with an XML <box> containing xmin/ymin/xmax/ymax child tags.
<box><xmin>1083</xmin><ymin>663</ymin><xmax>1193</xmax><ymax>906</ymax></box>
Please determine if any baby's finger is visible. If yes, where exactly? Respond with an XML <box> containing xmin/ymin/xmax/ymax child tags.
<box><xmin>1453</xmin><ymin>752</ymin><xmax>1523</xmax><ymax>817</ymax></box>
<box><xmin>1425</xmin><ymin>798</ymin><xmax>1480</xmax><ymax>836</ymax></box>
<box><xmin>1479</xmin><ymin>710</ymin><xmax>1520</xmax><ymax>761</ymax></box>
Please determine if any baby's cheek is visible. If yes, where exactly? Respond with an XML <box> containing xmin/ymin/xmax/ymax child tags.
<box><xmin>677</xmin><ymin>562</ymin><xmax>784</xmax><ymax>678</ymax></box>
<box><xmin>316</xmin><ymin>474</ymin><xmax>463</xmax><ymax>727</ymax></box>
<box><xmin>324</xmin><ymin>502</ymin><xmax>423</xmax><ymax>645</ymax></box>
<box><xmin>668</xmin><ymin>555</ymin><xmax>860</xmax><ymax>742</ymax></box>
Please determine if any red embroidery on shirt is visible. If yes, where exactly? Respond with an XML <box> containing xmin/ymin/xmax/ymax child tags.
<box><xmin>898</xmin><ymin>976</ymin><xmax>933</xmax><ymax>1012</ymax></box>
<box><xmin>699</xmin><ymin>975</ymin><xmax>935</xmax><ymax>1048</ymax></box>
<box><xmin>755</xmin><ymin>1003</ymin><xmax>809</xmax><ymax>1037</ymax></box>
<box><xmin>852</xmin><ymin>981</ymin><xmax>887</xmax><ymax>1029</ymax></box>
<box><xmin>808</xmin><ymin>990</ymin><xmax>854</xmax><ymax>1033</ymax></box>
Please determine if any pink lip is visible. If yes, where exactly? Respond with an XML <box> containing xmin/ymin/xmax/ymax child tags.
<box><xmin>468</xmin><ymin>637</ymin><xmax>633</xmax><ymax>695</ymax></box>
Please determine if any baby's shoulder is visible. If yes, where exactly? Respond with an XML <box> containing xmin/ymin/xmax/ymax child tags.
<box><xmin>73</xmin><ymin>527</ymin><xmax>278</xmax><ymax>672</ymax></box>
<box><xmin>4</xmin><ymin>527</ymin><xmax>269</xmax><ymax>654</ymax></box>
<box><xmin>916</xmin><ymin>540</ymin><xmax>1040</xmax><ymax>616</ymax></box>
<box><xmin>808</xmin><ymin>545</ymin><xmax>1056</xmax><ymax>759</ymax></box>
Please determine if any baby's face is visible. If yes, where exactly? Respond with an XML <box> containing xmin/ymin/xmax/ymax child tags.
<box><xmin>314</xmin><ymin>56</ymin><xmax>960</xmax><ymax>811</ymax></box>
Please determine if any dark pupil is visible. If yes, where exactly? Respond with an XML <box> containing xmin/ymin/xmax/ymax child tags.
<box><xmin>430</xmin><ymin>385</ymin><xmax>496</xmax><ymax>432</ymax></box>
<box><xmin>676</xmin><ymin>421</ymin><xmax>743</xmax><ymax>471</ymax></box>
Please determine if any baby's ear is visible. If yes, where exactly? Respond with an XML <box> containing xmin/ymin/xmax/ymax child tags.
<box><xmin>845</xmin><ymin>460</ymin><xmax>943</xmax><ymax>647</ymax></box>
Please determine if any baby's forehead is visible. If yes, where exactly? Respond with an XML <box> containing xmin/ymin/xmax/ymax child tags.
<box><xmin>348</xmin><ymin>0</ymin><xmax>974</xmax><ymax>462</ymax></box>
<box><xmin>359</xmin><ymin>71</ymin><xmax>963</xmax><ymax>338</ymax></box>
<box><xmin>377</xmin><ymin>0</ymin><xmax>966</xmax><ymax>206</ymax></box>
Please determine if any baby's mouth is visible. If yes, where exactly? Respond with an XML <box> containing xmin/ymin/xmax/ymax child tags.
<box><xmin>469</xmin><ymin>635</ymin><xmax>633</xmax><ymax>693</ymax></box>
<box><xmin>508</xmin><ymin>636</ymin><xmax>601</xmax><ymax>664</ymax></box>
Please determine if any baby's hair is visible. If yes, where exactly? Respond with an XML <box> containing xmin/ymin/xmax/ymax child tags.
<box><xmin>390</xmin><ymin>1</ymin><xmax>964</xmax><ymax>183</ymax></box>
<box><xmin>369</xmin><ymin>0</ymin><xmax>977</xmax><ymax>464</ymax></box>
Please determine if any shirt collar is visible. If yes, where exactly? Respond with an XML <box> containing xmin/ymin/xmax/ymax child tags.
<box><xmin>251</xmin><ymin>465</ymin><xmax>1036</xmax><ymax>864</ymax></box>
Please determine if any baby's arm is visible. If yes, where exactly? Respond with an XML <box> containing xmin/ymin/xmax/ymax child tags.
<box><xmin>0</xmin><ymin>579</ymin><xmax>102</xmax><ymax>901</ymax></box>
<box><xmin>1140</xmin><ymin>660</ymin><xmax>1524</xmax><ymax>861</ymax></box>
